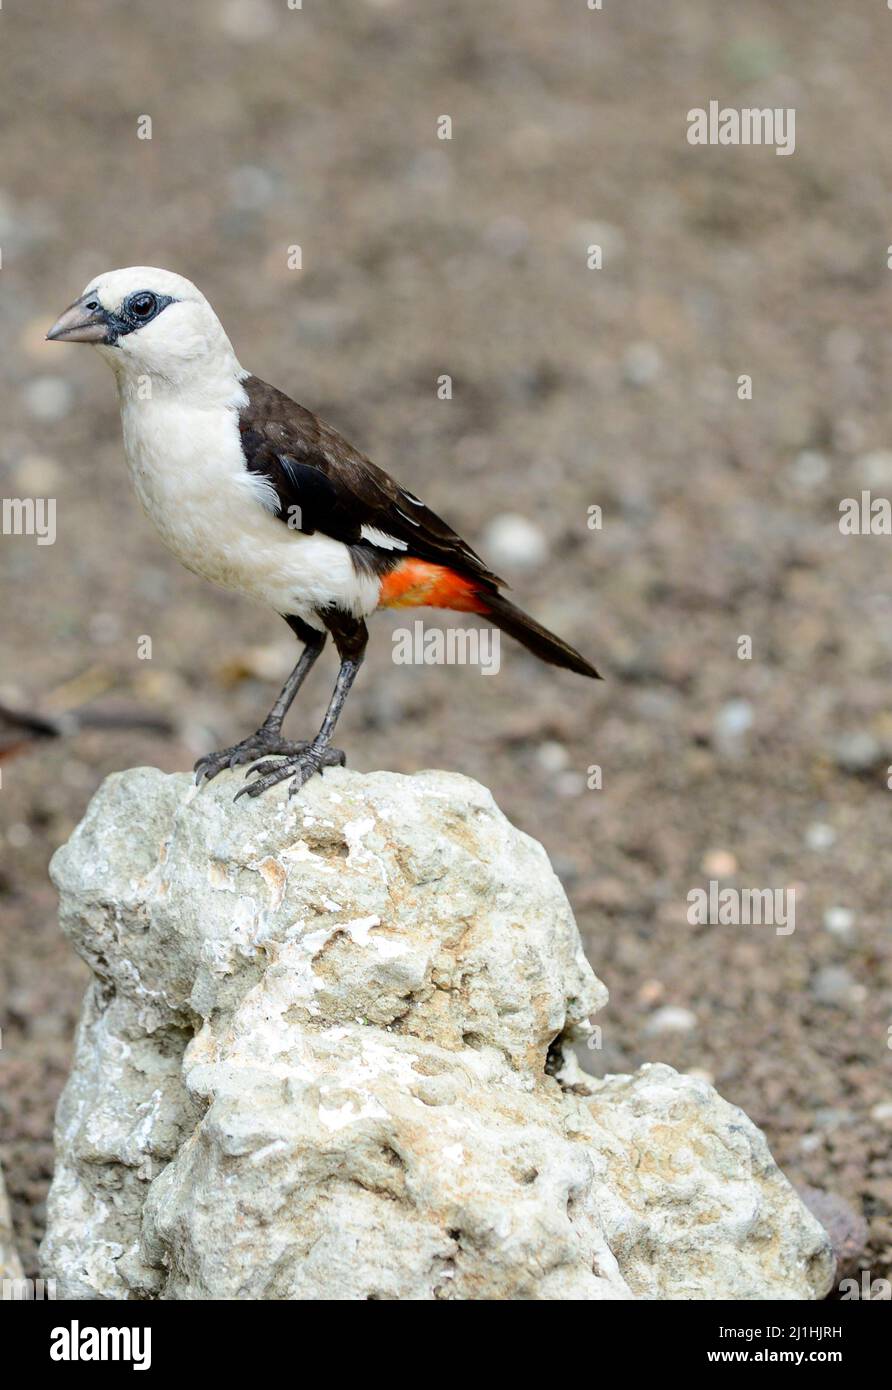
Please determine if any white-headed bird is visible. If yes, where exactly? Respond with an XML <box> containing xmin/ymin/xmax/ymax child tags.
<box><xmin>47</xmin><ymin>268</ymin><xmax>599</xmax><ymax>798</ymax></box>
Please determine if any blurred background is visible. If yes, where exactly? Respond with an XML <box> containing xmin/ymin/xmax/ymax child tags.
<box><xmin>2</xmin><ymin>0</ymin><xmax>892</xmax><ymax>1285</ymax></box>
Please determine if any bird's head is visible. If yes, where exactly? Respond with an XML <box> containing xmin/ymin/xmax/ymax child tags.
<box><xmin>46</xmin><ymin>267</ymin><xmax>242</xmax><ymax>396</ymax></box>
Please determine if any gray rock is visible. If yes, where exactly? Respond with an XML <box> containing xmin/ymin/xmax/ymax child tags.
<box><xmin>794</xmin><ymin>1184</ymin><xmax>868</xmax><ymax>1284</ymax></box>
<box><xmin>40</xmin><ymin>767</ymin><xmax>834</xmax><ymax>1301</ymax></box>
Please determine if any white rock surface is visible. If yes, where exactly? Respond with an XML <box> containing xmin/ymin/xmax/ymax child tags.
<box><xmin>41</xmin><ymin>766</ymin><xmax>833</xmax><ymax>1301</ymax></box>
<box><xmin>0</xmin><ymin>1163</ymin><xmax>24</xmax><ymax>1284</ymax></box>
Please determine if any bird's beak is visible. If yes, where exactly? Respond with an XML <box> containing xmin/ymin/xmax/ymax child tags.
<box><xmin>46</xmin><ymin>296</ymin><xmax>109</xmax><ymax>344</ymax></box>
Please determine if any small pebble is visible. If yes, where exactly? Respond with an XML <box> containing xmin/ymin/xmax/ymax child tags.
<box><xmin>536</xmin><ymin>741</ymin><xmax>569</xmax><ymax>774</ymax></box>
<box><xmin>701</xmin><ymin>849</ymin><xmax>737</xmax><ymax>877</ymax></box>
<box><xmin>810</xmin><ymin>965</ymin><xmax>865</xmax><ymax>1007</ymax></box>
<box><xmin>790</xmin><ymin>450</ymin><xmax>830</xmax><ymax>490</ymax></box>
<box><xmin>832</xmin><ymin>731</ymin><xmax>881</xmax><ymax>773</ymax></box>
<box><xmin>714</xmin><ymin>700</ymin><xmax>754</xmax><ymax>756</ymax></box>
<box><xmin>643</xmin><ymin>1005</ymin><xmax>697</xmax><ymax>1037</ymax></box>
<box><xmin>556</xmin><ymin>770</ymin><xmax>585</xmax><ymax>798</ymax></box>
<box><xmin>806</xmin><ymin>822</ymin><xmax>836</xmax><ymax>851</ymax></box>
<box><xmin>855</xmin><ymin>450</ymin><xmax>892</xmax><ymax>488</ymax></box>
<box><xmin>480</xmin><ymin>513</ymin><xmax>548</xmax><ymax>572</ymax></box>
<box><xmin>823</xmin><ymin>907</ymin><xmax>855</xmax><ymax>942</ymax></box>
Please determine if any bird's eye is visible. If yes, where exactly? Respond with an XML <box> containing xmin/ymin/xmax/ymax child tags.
<box><xmin>129</xmin><ymin>292</ymin><xmax>157</xmax><ymax>319</ymax></box>
<box><xmin>85</xmin><ymin>300</ymin><xmax>100</xmax><ymax>312</ymax></box>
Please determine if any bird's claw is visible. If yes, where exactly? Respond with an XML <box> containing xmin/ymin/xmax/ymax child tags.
<box><xmin>233</xmin><ymin>743</ymin><xmax>346</xmax><ymax>801</ymax></box>
<box><xmin>194</xmin><ymin>732</ymin><xmax>313</xmax><ymax>786</ymax></box>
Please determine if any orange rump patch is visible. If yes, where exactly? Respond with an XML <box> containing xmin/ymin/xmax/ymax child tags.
<box><xmin>378</xmin><ymin>558</ymin><xmax>484</xmax><ymax>613</ymax></box>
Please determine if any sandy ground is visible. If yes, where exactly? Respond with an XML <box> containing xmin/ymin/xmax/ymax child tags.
<box><xmin>1</xmin><ymin>0</ymin><xmax>891</xmax><ymax>1288</ymax></box>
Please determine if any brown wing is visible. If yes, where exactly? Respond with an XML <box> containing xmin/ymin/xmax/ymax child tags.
<box><xmin>238</xmin><ymin>375</ymin><xmax>505</xmax><ymax>589</ymax></box>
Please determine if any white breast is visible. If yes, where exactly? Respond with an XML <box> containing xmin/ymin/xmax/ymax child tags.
<box><xmin>118</xmin><ymin>396</ymin><xmax>380</xmax><ymax>627</ymax></box>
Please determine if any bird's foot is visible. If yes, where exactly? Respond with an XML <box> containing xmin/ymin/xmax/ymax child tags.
<box><xmin>194</xmin><ymin>728</ymin><xmax>315</xmax><ymax>786</ymax></box>
<box><xmin>233</xmin><ymin>740</ymin><xmax>345</xmax><ymax>800</ymax></box>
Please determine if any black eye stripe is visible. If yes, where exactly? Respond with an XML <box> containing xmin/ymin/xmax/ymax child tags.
<box><xmin>122</xmin><ymin>290</ymin><xmax>175</xmax><ymax>326</ymax></box>
<box><xmin>98</xmin><ymin>292</ymin><xmax>177</xmax><ymax>346</ymax></box>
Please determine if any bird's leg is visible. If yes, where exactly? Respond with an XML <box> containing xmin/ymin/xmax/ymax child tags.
<box><xmin>194</xmin><ymin>618</ymin><xmax>326</xmax><ymax>785</ymax></box>
<box><xmin>237</xmin><ymin>614</ymin><xmax>367</xmax><ymax>800</ymax></box>
<box><xmin>237</xmin><ymin>657</ymin><xmax>361</xmax><ymax>799</ymax></box>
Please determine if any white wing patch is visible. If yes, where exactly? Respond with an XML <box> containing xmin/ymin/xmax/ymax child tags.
<box><xmin>244</xmin><ymin>471</ymin><xmax>281</xmax><ymax>514</ymax></box>
<box><xmin>360</xmin><ymin>525</ymin><xmax>409</xmax><ymax>551</ymax></box>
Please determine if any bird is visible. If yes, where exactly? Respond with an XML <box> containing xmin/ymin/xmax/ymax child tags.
<box><xmin>47</xmin><ymin>267</ymin><xmax>599</xmax><ymax>799</ymax></box>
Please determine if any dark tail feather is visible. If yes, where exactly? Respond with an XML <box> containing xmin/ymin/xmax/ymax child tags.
<box><xmin>479</xmin><ymin>592</ymin><xmax>601</xmax><ymax>679</ymax></box>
